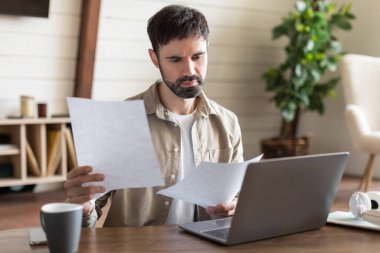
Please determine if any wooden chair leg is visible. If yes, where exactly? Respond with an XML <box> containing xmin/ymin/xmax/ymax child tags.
<box><xmin>359</xmin><ymin>157</ymin><xmax>370</xmax><ymax>189</ymax></box>
<box><xmin>359</xmin><ymin>154</ymin><xmax>375</xmax><ymax>192</ymax></box>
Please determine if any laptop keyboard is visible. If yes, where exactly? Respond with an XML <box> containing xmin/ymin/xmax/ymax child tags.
<box><xmin>203</xmin><ymin>227</ymin><xmax>230</xmax><ymax>240</ymax></box>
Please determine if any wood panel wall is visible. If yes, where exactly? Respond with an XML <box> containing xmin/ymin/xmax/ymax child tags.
<box><xmin>0</xmin><ymin>0</ymin><xmax>82</xmax><ymax>118</ymax></box>
<box><xmin>2</xmin><ymin>0</ymin><xmax>378</xmax><ymax>175</ymax></box>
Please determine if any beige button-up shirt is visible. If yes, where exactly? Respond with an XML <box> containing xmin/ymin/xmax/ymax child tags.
<box><xmin>84</xmin><ymin>81</ymin><xmax>243</xmax><ymax>227</ymax></box>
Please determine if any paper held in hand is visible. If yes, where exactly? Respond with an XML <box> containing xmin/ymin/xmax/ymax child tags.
<box><xmin>67</xmin><ymin>97</ymin><xmax>164</xmax><ymax>199</ymax></box>
<box><xmin>157</xmin><ymin>155</ymin><xmax>263</xmax><ymax>207</ymax></box>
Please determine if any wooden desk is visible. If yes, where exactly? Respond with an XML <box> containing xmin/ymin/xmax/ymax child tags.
<box><xmin>1</xmin><ymin>224</ymin><xmax>380</xmax><ymax>253</ymax></box>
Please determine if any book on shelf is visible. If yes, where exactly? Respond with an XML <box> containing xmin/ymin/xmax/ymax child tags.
<box><xmin>0</xmin><ymin>144</ymin><xmax>18</xmax><ymax>150</ymax></box>
<box><xmin>46</xmin><ymin>130</ymin><xmax>62</xmax><ymax>176</ymax></box>
<box><xmin>65</xmin><ymin>128</ymin><xmax>77</xmax><ymax>171</ymax></box>
<box><xmin>0</xmin><ymin>144</ymin><xmax>19</xmax><ymax>155</ymax></box>
<box><xmin>26</xmin><ymin>139</ymin><xmax>40</xmax><ymax>176</ymax></box>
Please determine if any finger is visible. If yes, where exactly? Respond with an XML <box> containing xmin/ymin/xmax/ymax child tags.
<box><xmin>64</xmin><ymin>173</ymin><xmax>105</xmax><ymax>189</ymax></box>
<box><xmin>67</xmin><ymin>185</ymin><xmax>105</xmax><ymax>199</ymax></box>
<box><xmin>215</xmin><ymin>210</ymin><xmax>228</xmax><ymax>218</ymax></box>
<box><xmin>206</xmin><ymin>206</ymin><xmax>223</xmax><ymax>219</ymax></box>
<box><xmin>220</xmin><ymin>201</ymin><xmax>237</xmax><ymax>212</ymax></box>
<box><xmin>67</xmin><ymin>186</ymin><xmax>105</xmax><ymax>203</ymax></box>
<box><xmin>227</xmin><ymin>209</ymin><xmax>235</xmax><ymax>216</ymax></box>
<box><xmin>66</xmin><ymin>166</ymin><xmax>93</xmax><ymax>180</ymax></box>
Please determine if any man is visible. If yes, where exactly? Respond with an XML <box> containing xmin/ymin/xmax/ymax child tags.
<box><xmin>64</xmin><ymin>5</ymin><xmax>243</xmax><ymax>227</ymax></box>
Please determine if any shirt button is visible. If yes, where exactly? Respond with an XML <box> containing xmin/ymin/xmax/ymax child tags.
<box><xmin>174</xmin><ymin>147</ymin><xmax>179</xmax><ymax>152</ymax></box>
<box><xmin>172</xmin><ymin>122</ymin><xmax>178</xmax><ymax>127</ymax></box>
<box><xmin>164</xmin><ymin>201</ymin><xmax>170</xmax><ymax>206</ymax></box>
<box><xmin>170</xmin><ymin>174</ymin><xmax>176</xmax><ymax>179</ymax></box>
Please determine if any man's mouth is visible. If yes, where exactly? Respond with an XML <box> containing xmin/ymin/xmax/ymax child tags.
<box><xmin>180</xmin><ymin>80</ymin><xmax>198</xmax><ymax>88</ymax></box>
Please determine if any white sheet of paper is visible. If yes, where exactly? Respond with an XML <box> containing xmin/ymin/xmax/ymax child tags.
<box><xmin>327</xmin><ymin>211</ymin><xmax>380</xmax><ymax>231</ymax></box>
<box><xmin>157</xmin><ymin>155</ymin><xmax>263</xmax><ymax>207</ymax></box>
<box><xmin>67</xmin><ymin>97</ymin><xmax>164</xmax><ymax>199</ymax></box>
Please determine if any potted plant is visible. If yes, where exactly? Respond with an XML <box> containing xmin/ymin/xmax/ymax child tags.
<box><xmin>261</xmin><ymin>0</ymin><xmax>355</xmax><ymax>158</ymax></box>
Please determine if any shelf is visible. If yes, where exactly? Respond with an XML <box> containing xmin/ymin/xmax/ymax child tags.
<box><xmin>0</xmin><ymin>145</ymin><xmax>20</xmax><ymax>156</ymax></box>
<box><xmin>0</xmin><ymin>175</ymin><xmax>66</xmax><ymax>187</ymax></box>
<box><xmin>0</xmin><ymin>118</ymin><xmax>70</xmax><ymax>125</ymax></box>
<box><xmin>0</xmin><ymin>149</ymin><xmax>20</xmax><ymax>156</ymax></box>
<box><xmin>0</xmin><ymin>118</ymin><xmax>73</xmax><ymax>187</ymax></box>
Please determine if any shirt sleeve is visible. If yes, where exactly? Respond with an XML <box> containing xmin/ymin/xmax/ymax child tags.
<box><xmin>232</xmin><ymin>114</ymin><xmax>244</xmax><ymax>163</ymax></box>
<box><xmin>82</xmin><ymin>191</ymin><xmax>112</xmax><ymax>227</ymax></box>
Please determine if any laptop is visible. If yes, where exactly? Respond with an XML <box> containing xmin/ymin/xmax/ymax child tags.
<box><xmin>179</xmin><ymin>152</ymin><xmax>349</xmax><ymax>245</ymax></box>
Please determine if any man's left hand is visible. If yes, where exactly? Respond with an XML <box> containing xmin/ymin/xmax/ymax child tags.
<box><xmin>206</xmin><ymin>198</ymin><xmax>238</xmax><ymax>219</ymax></box>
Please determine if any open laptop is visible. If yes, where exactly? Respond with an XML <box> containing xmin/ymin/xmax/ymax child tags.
<box><xmin>179</xmin><ymin>152</ymin><xmax>349</xmax><ymax>245</ymax></box>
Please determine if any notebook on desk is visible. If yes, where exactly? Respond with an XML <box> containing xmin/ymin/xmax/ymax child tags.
<box><xmin>179</xmin><ymin>152</ymin><xmax>349</xmax><ymax>245</ymax></box>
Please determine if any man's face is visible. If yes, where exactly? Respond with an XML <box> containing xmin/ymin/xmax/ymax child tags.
<box><xmin>152</xmin><ymin>37</ymin><xmax>208</xmax><ymax>99</ymax></box>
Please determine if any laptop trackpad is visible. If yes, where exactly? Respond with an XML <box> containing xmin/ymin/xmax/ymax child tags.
<box><xmin>180</xmin><ymin>217</ymin><xmax>232</xmax><ymax>233</ymax></box>
<box><xmin>204</xmin><ymin>217</ymin><xmax>232</xmax><ymax>227</ymax></box>
<box><xmin>203</xmin><ymin>227</ymin><xmax>230</xmax><ymax>241</ymax></box>
<box><xmin>201</xmin><ymin>218</ymin><xmax>232</xmax><ymax>240</ymax></box>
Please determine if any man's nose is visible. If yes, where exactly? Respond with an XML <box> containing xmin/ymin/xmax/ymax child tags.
<box><xmin>182</xmin><ymin>59</ymin><xmax>196</xmax><ymax>76</ymax></box>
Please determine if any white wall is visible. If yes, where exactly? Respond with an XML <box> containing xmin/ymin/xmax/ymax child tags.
<box><xmin>92</xmin><ymin>0</ymin><xmax>296</xmax><ymax>159</ymax></box>
<box><xmin>299</xmin><ymin>0</ymin><xmax>380</xmax><ymax>177</ymax></box>
<box><xmin>0</xmin><ymin>0</ymin><xmax>82</xmax><ymax>118</ymax></box>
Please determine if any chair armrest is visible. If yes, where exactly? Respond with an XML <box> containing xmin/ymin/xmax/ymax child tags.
<box><xmin>345</xmin><ymin>104</ymin><xmax>371</xmax><ymax>147</ymax></box>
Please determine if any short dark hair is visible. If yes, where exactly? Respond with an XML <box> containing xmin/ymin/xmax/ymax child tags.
<box><xmin>147</xmin><ymin>5</ymin><xmax>209</xmax><ymax>53</ymax></box>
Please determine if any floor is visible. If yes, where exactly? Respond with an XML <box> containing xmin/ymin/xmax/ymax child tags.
<box><xmin>0</xmin><ymin>176</ymin><xmax>379</xmax><ymax>231</ymax></box>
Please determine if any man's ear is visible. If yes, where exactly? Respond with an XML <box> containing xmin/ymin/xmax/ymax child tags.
<box><xmin>148</xmin><ymin>49</ymin><xmax>159</xmax><ymax>68</ymax></box>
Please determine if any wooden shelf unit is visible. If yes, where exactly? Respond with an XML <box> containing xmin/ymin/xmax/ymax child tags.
<box><xmin>0</xmin><ymin>118</ymin><xmax>71</xmax><ymax>187</ymax></box>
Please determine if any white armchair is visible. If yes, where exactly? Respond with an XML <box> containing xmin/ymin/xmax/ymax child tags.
<box><xmin>341</xmin><ymin>54</ymin><xmax>380</xmax><ymax>191</ymax></box>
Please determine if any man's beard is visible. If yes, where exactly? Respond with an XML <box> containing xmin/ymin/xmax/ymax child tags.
<box><xmin>159</xmin><ymin>66</ymin><xmax>205</xmax><ymax>99</ymax></box>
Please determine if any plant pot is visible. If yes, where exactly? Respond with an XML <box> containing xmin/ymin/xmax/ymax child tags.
<box><xmin>260</xmin><ymin>137</ymin><xmax>309</xmax><ymax>159</ymax></box>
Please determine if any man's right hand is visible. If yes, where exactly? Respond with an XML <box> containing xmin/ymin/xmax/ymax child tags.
<box><xmin>63</xmin><ymin>166</ymin><xmax>105</xmax><ymax>216</ymax></box>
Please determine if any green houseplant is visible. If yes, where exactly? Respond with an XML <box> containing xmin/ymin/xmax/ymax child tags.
<box><xmin>261</xmin><ymin>0</ymin><xmax>355</xmax><ymax>158</ymax></box>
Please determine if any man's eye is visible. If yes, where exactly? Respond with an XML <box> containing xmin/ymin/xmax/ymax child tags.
<box><xmin>170</xmin><ymin>58</ymin><xmax>181</xmax><ymax>63</ymax></box>
<box><xmin>192</xmin><ymin>55</ymin><xmax>203</xmax><ymax>61</ymax></box>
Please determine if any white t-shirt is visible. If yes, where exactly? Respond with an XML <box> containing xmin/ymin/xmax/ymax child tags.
<box><xmin>165</xmin><ymin>110</ymin><xmax>196</xmax><ymax>225</ymax></box>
